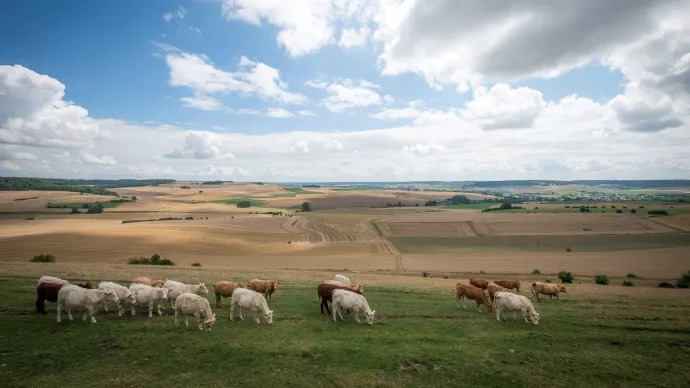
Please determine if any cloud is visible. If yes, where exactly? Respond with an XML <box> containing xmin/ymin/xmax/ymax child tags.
<box><xmin>403</xmin><ymin>142</ymin><xmax>446</xmax><ymax>156</ymax></box>
<box><xmin>290</xmin><ymin>141</ymin><xmax>309</xmax><ymax>153</ymax></box>
<box><xmin>297</xmin><ymin>110</ymin><xmax>316</xmax><ymax>116</ymax></box>
<box><xmin>461</xmin><ymin>84</ymin><xmax>546</xmax><ymax>130</ymax></box>
<box><xmin>0</xmin><ymin>146</ymin><xmax>36</xmax><ymax>161</ymax></box>
<box><xmin>163</xmin><ymin>6</ymin><xmax>186</xmax><ymax>22</ymax></box>
<box><xmin>226</xmin><ymin>108</ymin><xmax>260</xmax><ymax>115</ymax></box>
<box><xmin>339</xmin><ymin>27</ymin><xmax>369</xmax><ymax>48</ymax></box>
<box><xmin>319</xmin><ymin>79</ymin><xmax>383</xmax><ymax>112</ymax></box>
<box><xmin>80</xmin><ymin>152</ymin><xmax>117</xmax><ymax>166</ymax></box>
<box><xmin>164</xmin><ymin>52</ymin><xmax>308</xmax><ymax>105</ymax></box>
<box><xmin>180</xmin><ymin>95</ymin><xmax>224</xmax><ymax>111</ymax></box>
<box><xmin>0</xmin><ymin>160</ymin><xmax>20</xmax><ymax>171</ymax></box>
<box><xmin>266</xmin><ymin>108</ymin><xmax>294</xmax><ymax>118</ymax></box>
<box><xmin>305</xmin><ymin>79</ymin><xmax>329</xmax><ymax>89</ymax></box>
<box><xmin>372</xmin><ymin>101</ymin><xmax>458</xmax><ymax>125</ymax></box>
<box><xmin>165</xmin><ymin>131</ymin><xmax>234</xmax><ymax>160</ymax></box>
<box><xmin>609</xmin><ymin>84</ymin><xmax>684</xmax><ymax>132</ymax></box>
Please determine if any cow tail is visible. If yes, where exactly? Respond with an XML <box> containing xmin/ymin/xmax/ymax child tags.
<box><xmin>531</xmin><ymin>282</ymin><xmax>537</xmax><ymax>295</ymax></box>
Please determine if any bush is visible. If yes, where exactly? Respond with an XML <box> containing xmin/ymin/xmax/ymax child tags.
<box><xmin>616</xmin><ymin>209</ymin><xmax>623</xmax><ymax>213</ymax></box>
<box><xmin>236</xmin><ymin>201</ymin><xmax>251</xmax><ymax>208</ymax></box>
<box><xmin>639</xmin><ymin>205</ymin><xmax>644</xmax><ymax>208</ymax></box>
<box><xmin>626</xmin><ymin>273</ymin><xmax>640</xmax><ymax>279</ymax></box>
<box><xmin>31</xmin><ymin>254</ymin><xmax>56</xmax><ymax>263</ymax></box>
<box><xmin>647</xmin><ymin>210</ymin><xmax>668</xmax><ymax>216</ymax></box>
<box><xmin>301</xmin><ymin>202</ymin><xmax>312</xmax><ymax>212</ymax></box>
<box><xmin>622</xmin><ymin>280</ymin><xmax>634</xmax><ymax>287</ymax></box>
<box><xmin>422</xmin><ymin>272</ymin><xmax>430</xmax><ymax>278</ymax></box>
<box><xmin>128</xmin><ymin>253</ymin><xmax>175</xmax><ymax>266</ymax></box>
<box><xmin>594</xmin><ymin>275</ymin><xmax>610</xmax><ymax>285</ymax></box>
<box><xmin>191</xmin><ymin>262</ymin><xmax>202</xmax><ymax>267</ymax></box>
<box><xmin>565</xmin><ymin>205</ymin><xmax>570</xmax><ymax>208</ymax></box>
<box><xmin>630</xmin><ymin>209</ymin><xmax>637</xmax><ymax>214</ymax></box>
<box><xmin>676</xmin><ymin>270</ymin><xmax>690</xmax><ymax>289</ymax></box>
<box><xmin>81</xmin><ymin>204</ymin><xmax>89</xmax><ymax>209</ymax></box>
<box><xmin>24</xmin><ymin>217</ymin><xmax>34</xmax><ymax>220</ymax></box>
<box><xmin>181</xmin><ymin>185</ymin><xmax>191</xmax><ymax>189</ymax></box>
<box><xmin>87</xmin><ymin>204</ymin><xmax>104</xmax><ymax>214</ymax></box>
<box><xmin>658</xmin><ymin>281</ymin><xmax>675</xmax><ymax>288</ymax></box>
<box><xmin>558</xmin><ymin>271</ymin><xmax>574</xmax><ymax>283</ymax></box>
<box><xmin>566</xmin><ymin>247</ymin><xmax>572</xmax><ymax>252</ymax></box>
<box><xmin>71</xmin><ymin>207</ymin><xmax>80</xmax><ymax>214</ymax></box>
<box><xmin>531</xmin><ymin>268</ymin><xmax>541</xmax><ymax>275</ymax></box>
<box><xmin>500</xmin><ymin>202</ymin><xmax>513</xmax><ymax>210</ymax></box>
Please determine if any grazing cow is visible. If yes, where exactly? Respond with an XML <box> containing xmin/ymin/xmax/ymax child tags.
<box><xmin>531</xmin><ymin>282</ymin><xmax>568</xmax><ymax>302</ymax></box>
<box><xmin>455</xmin><ymin>283</ymin><xmax>493</xmax><ymax>313</ymax></box>
<box><xmin>229</xmin><ymin>288</ymin><xmax>273</xmax><ymax>324</ymax></box>
<box><xmin>469</xmin><ymin>278</ymin><xmax>489</xmax><ymax>290</ymax></box>
<box><xmin>36</xmin><ymin>281</ymin><xmax>91</xmax><ymax>314</ymax></box>
<box><xmin>487</xmin><ymin>282</ymin><xmax>510</xmax><ymax>303</ymax></box>
<box><xmin>37</xmin><ymin>275</ymin><xmax>68</xmax><ymax>286</ymax></box>
<box><xmin>317</xmin><ymin>283</ymin><xmax>361</xmax><ymax>314</ymax></box>
<box><xmin>494</xmin><ymin>292</ymin><xmax>540</xmax><ymax>325</ymax></box>
<box><xmin>213</xmin><ymin>281</ymin><xmax>247</xmax><ymax>308</ymax></box>
<box><xmin>57</xmin><ymin>284</ymin><xmax>119</xmax><ymax>324</ymax></box>
<box><xmin>129</xmin><ymin>283</ymin><xmax>169</xmax><ymax>317</ymax></box>
<box><xmin>133</xmin><ymin>276</ymin><xmax>166</xmax><ymax>288</ymax></box>
<box><xmin>334</xmin><ymin>274</ymin><xmax>351</xmax><ymax>284</ymax></box>
<box><xmin>98</xmin><ymin>281</ymin><xmax>137</xmax><ymax>316</ymax></box>
<box><xmin>331</xmin><ymin>289</ymin><xmax>376</xmax><ymax>325</ymax></box>
<box><xmin>174</xmin><ymin>293</ymin><xmax>216</xmax><ymax>332</ymax></box>
<box><xmin>323</xmin><ymin>280</ymin><xmax>364</xmax><ymax>294</ymax></box>
<box><xmin>163</xmin><ymin>280</ymin><xmax>209</xmax><ymax>310</ymax></box>
<box><xmin>494</xmin><ymin>279</ymin><xmax>522</xmax><ymax>293</ymax></box>
<box><xmin>247</xmin><ymin>279</ymin><xmax>280</xmax><ymax>302</ymax></box>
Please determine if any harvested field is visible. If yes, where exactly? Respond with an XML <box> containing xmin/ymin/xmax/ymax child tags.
<box><xmin>0</xmin><ymin>190</ymin><xmax>116</xmax><ymax>212</ymax></box>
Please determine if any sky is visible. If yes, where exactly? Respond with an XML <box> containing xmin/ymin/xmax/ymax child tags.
<box><xmin>0</xmin><ymin>0</ymin><xmax>689</xmax><ymax>182</ymax></box>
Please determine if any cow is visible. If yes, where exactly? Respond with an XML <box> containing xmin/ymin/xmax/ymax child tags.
<box><xmin>37</xmin><ymin>275</ymin><xmax>68</xmax><ymax>286</ymax></box>
<box><xmin>97</xmin><ymin>281</ymin><xmax>137</xmax><ymax>316</ymax></box>
<box><xmin>129</xmin><ymin>283</ymin><xmax>169</xmax><ymax>317</ymax></box>
<box><xmin>213</xmin><ymin>281</ymin><xmax>247</xmax><ymax>308</ymax></box>
<box><xmin>57</xmin><ymin>284</ymin><xmax>119</xmax><ymax>324</ymax></box>
<box><xmin>487</xmin><ymin>282</ymin><xmax>510</xmax><ymax>303</ymax></box>
<box><xmin>317</xmin><ymin>283</ymin><xmax>361</xmax><ymax>314</ymax></box>
<box><xmin>494</xmin><ymin>292</ymin><xmax>540</xmax><ymax>325</ymax></box>
<box><xmin>494</xmin><ymin>279</ymin><xmax>522</xmax><ymax>293</ymax></box>
<box><xmin>331</xmin><ymin>289</ymin><xmax>376</xmax><ymax>325</ymax></box>
<box><xmin>36</xmin><ymin>281</ymin><xmax>91</xmax><ymax>314</ymax></box>
<box><xmin>163</xmin><ymin>280</ymin><xmax>209</xmax><ymax>310</ymax></box>
<box><xmin>323</xmin><ymin>280</ymin><xmax>364</xmax><ymax>294</ymax></box>
<box><xmin>229</xmin><ymin>288</ymin><xmax>273</xmax><ymax>324</ymax></box>
<box><xmin>531</xmin><ymin>282</ymin><xmax>568</xmax><ymax>302</ymax></box>
<box><xmin>133</xmin><ymin>276</ymin><xmax>166</xmax><ymax>288</ymax></box>
<box><xmin>456</xmin><ymin>283</ymin><xmax>493</xmax><ymax>313</ymax></box>
<box><xmin>334</xmin><ymin>274</ymin><xmax>351</xmax><ymax>284</ymax></box>
<box><xmin>174</xmin><ymin>293</ymin><xmax>216</xmax><ymax>332</ymax></box>
<box><xmin>247</xmin><ymin>279</ymin><xmax>280</xmax><ymax>302</ymax></box>
<box><xmin>469</xmin><ymin>278</ymin><xmax>489</xmax><ymax>290</ymax></box>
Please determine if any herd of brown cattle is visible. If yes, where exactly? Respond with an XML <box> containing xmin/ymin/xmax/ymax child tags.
<box><xmin>456</xmin><ymin>278</ymin><xmax>569</xmax><ymax>313</ymax></box>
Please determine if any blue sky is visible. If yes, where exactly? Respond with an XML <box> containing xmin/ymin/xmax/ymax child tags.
<box><xmin>0</xmin><ymin>0</ymin><xmax>688</xmax><ymax>181</ymax></box>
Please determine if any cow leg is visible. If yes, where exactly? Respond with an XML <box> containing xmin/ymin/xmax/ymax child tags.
<box><xmin>36</xmin><ymin>295</ymin><xmax>46</xmax><ymax>315</ymax></box>
<box><xmin>253</xmin><ymin>310</ymin><xmax>260</xmax><ymax>324</ymax></box>
<box><xmin>496</xmin><ymin>307</ymin><xmax>501</xmax><ymax>322</ymax></box>
<box><xmin>475</xmin><ymin>301</ymin><xmax>481</xmax><ymax>312</ymax></box>
<box><xmin>185</xmin><ymin>315</ymin><xmax>190</xmax><ymax>327</ymax></box>
<box><xmin>195</xmin><ymin>312</ymin><xmax>203</xmax><ymax>330</ymax></box>
<box><xmin>352</xmin><ymin>307</ymin><xmax>360</xmax><ymax>323</ymax></box>
<box><xmin>175</xmin><ymin>308</ymin><xmax>179</xmax><ymax>326</ymax></box>
<box><xmin>521</xmin><ymin>309</ymin><xmax>529</xmax><ymax>323</ymax></box>
<box><xmin>117</xmin><ymin>302</ymin><xmax>124</xmax><ymax>317</ymax></box>
<box><xmin>82</xmin><ymin>310</ymin><xmax>88</xmax><ymax>321</ymax></box>
<box><xmin>557</xmin><ymin>294</ymin><xmax>561</xmax><ymax>303</ymax></box>
<box><xmin>549</xmin><ymin>295</ymin><xmax>553</xmax><ymax>303</ymax></box>
<box><xmin>238</xmin><ymin>307</ymin><xmax>244</xmax><ymax>320</ymax></box>
<box><xmin>131</xmin><ymin>302</ymin><xmax>136</xmax><ymax>316</ymax></box>
<box><xmin>229</xmin><ymin>303</ymin><xmax>235</xmax><ymax>321</ymax></box>
<box><xmin>157</xmin><ymin>301</ymin><xmax>164</xmax><ymax>316</ymax></box>
<box><xmin>215</xmin><ymin>292</ymin><xmax>221</xmax><ymax>308</ymax></box>
<box><xmin>87</xmin><ymin>305</ymin><xmax>97</xmax><ymax>324</ymax></box>
<box><xmin>332</xmin><ymin>304</ymin><xmax>338</xmax><ymax>322</ymax></box>
<box><xmin>66</xmin><ymin>306</ymin><xmax>74</xmax><ymax>321</ymax></box>
<box><xmin>56</xmin><ymin>302</ymin><xmax>63</xmax><ymax>323</ymax></box>
<box><xmin>148</xmin><ymin>301</ymin><xmax>154</xmax><ymax>318</ymax></box>
<box><xmin>512</xmin><ymin>311</ymin><xmax>517</xmax><ymax>321</ymax></box>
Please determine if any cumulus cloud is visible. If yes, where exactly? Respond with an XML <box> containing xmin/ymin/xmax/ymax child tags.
<box><xmin>318</xmin><ymin>79</ymin><xmax>383</xmax><ymax>112</ymax></box>
<box><xmin>461</xmin><ymin>84</ymin><xmax>546</xmax><ymax>130</ymax></box>
<box><xmin>163</xmin><ymin>6</ymin><xmax>186</xmax><ymax>22</ymax></box>
<box><xmin>0</xmin><ymin>146</ymin><xmax>36</xmax><ymax>161</ymax></box>
<box><xmin>339</xmin><ymin>27</ymin><xmax>369</xmax><ymax>48</ymax></box>
<box><xmin>266</xmin><ymin>108</ymin><xmax>294</xmax><ymax>118</ymax></box>
<box><xmin>609</xmin><ymin>84</ymin><xmax>684</xmax><ymax>132</ymax></box>
<box><xmin>80</xmin><ymin>152</ymin><xmax>117</xmax><ymax>166</ymax></box>
<box><xmin>165</xmin><ymin>131</ymin><xmax>234</xmax><ymax>160</ymax></box>
<box><xmin>403</xmin><ymin>142</ymin><xmax>446</xmax><ymax>156</ymax></box>
<box><xmin>180</xmin><ymin>95</ymin><xmax>224</xmax><ymax>111</ymax></box>
<box><xmin>372</xmin><ymin>101</ymin><xmax>458</xmax><ymax>125</ymax></box>
<box><xmin>0</xmin><ymin>160</ymin><xmax>20</xmax><ymax>171</ymax></box>
<box><xmin>298</xmin><ymin>110</ymin><xmax>316</xmax><ymax>116</ymax></box>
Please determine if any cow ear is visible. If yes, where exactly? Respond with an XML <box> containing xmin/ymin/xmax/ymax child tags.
<box><xmin>371</xmin><ymin>310</ymin><xmax>376</xmax><ymax>314</ymax></box>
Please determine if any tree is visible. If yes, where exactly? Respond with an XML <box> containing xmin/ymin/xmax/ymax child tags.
<box><xmin>448</xmin><ymin>195</ymin><xmax>470</xmax><ymax>205</ymax></box>
<box><xmin>71</xmin><ymin>208</ymin><xmax>80</xmax><ymax>214</ymax></box>
<box><xmin>301</xmin><ymin>202</ymin><xmax>312</xmax><ymax>212</ymax></box>
<box><xmin>131</xmin><ymin>196</ymin><xmax>138</xmax><ymax>201</ymax></box>
<box><xmin>500</xmin><ymin>202</ymin><xmax>513</xmax><ymax>210</ymax></box>
<box><xmin>81</xmin><ymin>204</ymin><xmax>89</xmax><ymax>209</ymax></box>
<box><xmin>236</xmin><ymin>201</ymin><xmax>251</xmax><ymax>208</ymax></box>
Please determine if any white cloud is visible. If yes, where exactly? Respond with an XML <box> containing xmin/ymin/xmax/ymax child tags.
<box><xmin>266</xmin><ymin>108</ymin><xmax>294</xmax><ymax>118</ymax></box>
<box><xmin>165</xmin><ymin>131</ymin><xmax>234</xmax><ymax>160</ymax></box>
<box><xmin>164</xmin><ymin>52</ymin><xmax>308</xmax><ymax>106</ymax></box>
<box><xmin>461</xmin><ymin>84</ymin><xmax>546</xmax><ymax>130</ymax></box>
<box><xmin>226</xmin><ymin>108</ymin><xmax>260</xmax><ymax>115</ymax></box>
<box><xmin>320</xmin><ymin>79</ymin><xmax>383</xmax><ymax>112</ymax></box>
<box><xmin>0</xmin><ymin>160</ymin><xmax>20</xmax><ymax>171</ymax></box>
<box><xmin>403</xmin><ymin>142</ymin><xmax>446</xmax><ymax>157</ymax></box>
<box><xmin>297</xmin><ymin>110</ymin><xmax>316</xmax><ymax>116</ymax></box>
<box><xmin>80</xmin><ymin>152</ymin><xmax>117</xmax><ymax>166</ymax></box>
<box><xmin>305</xmin><ymin>79</ymin><xmax>329</xmax><ymax>89</ymax></box>
<box><xmin>372</xmin><ymin>101</ymin><xmax>459</xmax><ymax>125</ymax></box>
<box><xmin>163</xmin><ymin>6</ymin><xmax>186</xmax><ymax>22</ymax></box>
<box><xmin>0</xmin><ymin>146</ymin><xmax>36</xmax><ymax>161</ymax></box>
<box><xmin>339</xmin><ymin>27</ymin><xmax>369</xmax><ymax>48</ymax></box>
<box><xmin>290</xmin><ymin>141</ymin><xmax>309</xmax><ymax>153</ymax></box>
<box><xmin>180</xmin><ymin>95</ymin><xmax>224</xmax><ymax>111</ymax></box>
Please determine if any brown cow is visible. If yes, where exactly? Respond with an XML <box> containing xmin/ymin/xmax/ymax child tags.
<box><xmin>317</xmin><ymin>283</ymin><xmax>361</xmax><ymax>314</ymax></box>
<box><xmin>487</xmin><ymin>282</ymin><xmax>509</xmax><ymax>302</ymax></box>
<box><xmin>323</xmin><ymin>280</ymin><xmax>364</xmax><ymax>294</ymax></box>
<box><xmin>36</xmin><ymin>281</ymin><xmax>92</xmax><ymax>314</ymax></box>
<box><xmin>469</xmin><ymin>278</ymin><xmax>489</xmax><ymax>290</ymax></box>
<box><xmin>456</xmin><ymin>283</ymin><xmax>492</xmax><ymax>313</ymax></box>
<box><xmin>494</xmin><ymin>279</ymin><xmax>521</xmax><ymax>293</ymax></box>
<box><xmin>133</xmin><ymin>276</ymin><xmax>166</xmax><ymax>288</ymax></box>
<box><xmin>248</xmin><ymin>279</ymin><xmax>280</xmax><ymax>302</ymax></box>
<box><xmin>531</xmin><ymin>282</ymin><xmax>568</xmax><ymax>302</ymax></box>
<box><xmin>213</xmin><ymin>281</ymin><xmax>247</xmax><ymax>308</ymax></box>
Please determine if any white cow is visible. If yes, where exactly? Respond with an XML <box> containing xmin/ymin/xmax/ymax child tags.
<box><xmin>229</xmin><ymin>288</ymin><xmax>273</xmax><ymax>324</ymax></box>
<box><xmin>57</xmin><ymin>284</ymin><xmax>119</xmax><ymax>324</ymax></box>
<box><xmin>174</xmin><ymin>293</ymin><xmax>216</xmax><ymax>332</ymax></box>
<box><xmin>129</xmin><ymin>283</ymin><xmax>169</xmax><ymax>317</ymax></box>
<box><xmin>494</xmin><ymin>291</ymin><xmax>540</xmax><ymax>325</ymax></box>
<box><xmin>38</xmin><ymin>275</ymin><xmax>68</xmax><ymax>286</ymax></box>
<box><xmin>98</xmin><ymin>281</ymin><xmax>137</xmax><ymax>316</ymax></box>
<box><xmin>331</xmin><ymin>289</ymin><xmax>375</xmax><ymax>325</ymax></box>
<box><xmin>163</xmin><ymin>280</ymin><xmax>209</xmax><ymax>310</ymax></box>
<box><xmin>334</xmin><ymin>274</ymin><xmax>351</xmax><ymax>284</ymax></box>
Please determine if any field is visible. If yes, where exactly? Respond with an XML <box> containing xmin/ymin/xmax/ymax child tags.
<box><xmin>1</xmin><ymin>181</ymin><xmax>690</xmax><ymax>386</ymax></box>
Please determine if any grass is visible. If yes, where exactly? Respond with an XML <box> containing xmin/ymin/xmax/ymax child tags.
<box><xmin>284</xmin><ymin>187</ymin><xmax>322</xmax><ymax>195</ymax></box>
<box><xmin>45</xmin><ymin>201</ymin><xmax>122</xmax><ymax>209</ymax></box>
<box><xmin>212</xmin><ymin>198</ymin><xmax>268</xmax><ymax>207</ymax></box>
<box><xmin>389</xmin><ymin>234</ymin><xmax>690</xmax><ymax>254</ymax></box>
<box><xmin>441</xmin><ymin>202</ymin><xmax>501</xmax><ymax>210</ymax></box>
<box><xmin>1</xmin><ymin>275</ymin><xmax>690</xmax><ymax>387</ymax></box>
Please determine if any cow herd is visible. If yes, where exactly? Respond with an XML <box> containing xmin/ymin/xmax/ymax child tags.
<box><xmin>33</xmin><ymin>273</ymin><xmax>569</xmax><ymax>331</ymax></box>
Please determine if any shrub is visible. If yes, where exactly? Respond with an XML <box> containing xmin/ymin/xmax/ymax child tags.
<box><xmin>531</xmin><ymin>268</ymin><xmax>541</xmax><ymax>275</ymax></box>
<box><xmin>31</xmin><ymin>254</ymin><xmax>56</xmax><ymax>263</ymax></box>
<box><xmin>81</xmin><ymin>204</ymin><xmax>89</xmax><ymax>209</ymax></box>
<box><xmin>647</xmin><ymin>210</ymin><xmax>668</xmax><ymax>216</ymax></box>
<box><xmin>622</xmin><ymin>280</ymin><xmax>634</xmax><ymax>287</ymax></box>
<box><xmin>611</xmin><ymin>205</ymin><xmax>616</xmax><ymax>208</ymax></box>
<box><xmin>626</xmin><ymin>273</ymin><xmax>640</xmax><ymax>279</ymax></box>
<box><xmin>443</xmin><ymin>275</ymin><xmax>448</xmax><ymax>279</ymax></box>
<box><xmin>500</xmin><ymin>202</ymin><xmax>513</xmax><ymax>210</ymax></box>
<box><xmin>236</xmin><ymin>201</ymin><xmax>251</xmax><ymax>208</ymax></box>
<box><xmin>301</xmin><ymin>202</ymin><xmax>312</xmax><ymax>212</ymax></box>
<box><xmin>181</xmin><ymin>185</ymin><xmax>191</xmax><ymax>189</ymax></box>
<box><xmin>422</xmin><ymin>272</ymin><xmax>430</xmax><ymax>278</ymax></box>
<box><xmin>566</xmin><ymin>247</ymin><xmax>572</xmax><ymax>252</ymax></box>
<box><xmin>128</xmin><ymin>253</ymin><xmax>175</xmax><ymax>266</ymax></box>
<box><xmin>676</xmin><ymin>270</ymin><xmax>690</xmax><ymax>289</ymax></box>
<box><xmin>479</xmin><ymin>270</ymin><xmax>486</xmax><ymax>274</ymax></box>
<box><xmin>185</xmin><ymin>216</ymin><xmax>194</xmax><ymax>220</ymax></box>
<box><xmin>24</xmin><ymin>217</ymin><xmax>34</xmax><ymax>221</ymax></box>
<box><xmin>558</xmin><ymin>271</ymin><xmax>574</xmax><ymax>283</ymax></box>
<box><xmin>639</xmin><ymin>205</ymin><xmax>644</xmax><ymax>208</ymax></box>
<box><xmin>616</xmin><ymin>209</ymin><xmax>623</xmax><ymax>213</ymax></box>
<box><xmin>594</xmin><ymin>275</ymin><xmax>610</xmax><ymax>285</ymax></box>
<box><xmin>87</xmin><ymin>204</ymin><xmax>104</xmax><ymax>214</ymax></box>
<box><xmin>191</xmin><ymin>262</ymin><xmax>202</xmax><ymax>267</ymax></box>
<box><xmin>545</xmin><ymin>279</ymin><xmax>552</xmax><ymax>283</ymax></box>
<box><xmin>630</xmin><ymin>209</ymin><xmax>637</xmax><ymax>214</ymax></box>
<box><xmin>565</xmin><ymin>205</ymin><xmax>570</xmax><ymax>208</ymax></box>
<box><xmin>70</xmin><ymin>207</ymin><xmax>80</xmax><ymax>214</ymax></box>
<box><xmin>658</xmin><ymin>281</ymin><xmax>675</xmax><ymax>288</ymax></box>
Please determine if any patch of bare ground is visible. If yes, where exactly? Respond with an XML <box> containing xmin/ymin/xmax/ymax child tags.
<box><xmin>653</xmin><ymin>213</ymin><xmax>690</xmax><ymax>231</ymax></box>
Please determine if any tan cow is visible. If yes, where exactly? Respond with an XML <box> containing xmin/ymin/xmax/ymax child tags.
<box><xmin>323</xmin><ymin>280</ymin><xmax>364</xmax><ymax>294</ymax></box>
<box><xmin>455</xmin><ymin>283</ymin><xmax>492</xmax><ymax>313</ymax></box>
<box><xmin>248</xmin><ymin>279</ymin><xmax>280</xmax><ymax>302</ymax></box>
<box><xmin>133</xmin><ymin>276</ymin><xmax>166</xmax><ymax>288</ymax></box>
<box><xmin>494</xmin><ymin>279</ymin><xmax>522</xmax><ymax>293</ymax></box>
<box><xmin>487</xmin><ymin>282</ymin><xmax>509</xmax><ymax>302</ymax></box>
<box><xmin>469</xmin><ymin>278</ymin><xmax>489</xmax><ymax>290</ymax></box>
<box><xmin>213</xmin><ymin>281</ymin><xmax>247</xmax><ymax>308</ymax></box>
<box><xmin>531</xmin><ymin>282</ymin><xmax>568</xmax><ymax>302</ymax></box>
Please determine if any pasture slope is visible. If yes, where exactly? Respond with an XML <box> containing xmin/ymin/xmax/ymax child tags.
<box><xmin>0</xmin><ymin>264</ymin><xmax>689</xmax><ymax>387</ymax></box>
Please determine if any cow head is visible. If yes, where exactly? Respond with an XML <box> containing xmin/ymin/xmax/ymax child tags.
<box><xmin>264</xmin><ymin>310</ymin><xmax>274</xmax><ymax>325</ymax></box>
<box><xmin>197</xmin><ymin>282</ymin><xmax>210</xmax><ymax>295</ymax></box>
<box><xmin>158</xmin><ymin>288</ymin><xmax>169</xmax><ymax>300</ymax></box>
<box><xmin>104</xmin><ymin>289</ymin><xmax>120</xmax><ymax>304</ymax></box>
<box><xmin>124</xmin><ymin>290</ymin><xmax>137</xmax><ymax>305</ymax></box>
<box><xmin>558</xmin><ymin>284</ymin><xmax>568</xmax><ymax>293</ymax></box>
<box><xmin>202</xmin><ymin>313</ymin><xmax>217</xmax><ymax>332</ymax></box>
<box><xmin>365</xmin><ymin>309</ymin><xmax>376</xmax><ymax>325</ymax></box>
<box><xmin>272</xmin><ymin>281</ymin><xmax>279</xmax><ymax>290</ymax></box>
<box><xmin>529</xmin><ymin>309</ymin><xmax>540</xmax><ymax>325</ymax></box>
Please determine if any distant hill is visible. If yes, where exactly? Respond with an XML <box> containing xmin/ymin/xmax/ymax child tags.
<box><xmin>0</xmin><ymin>177</ymin><xmax>176</xmax><ymax>196</ymax></box>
